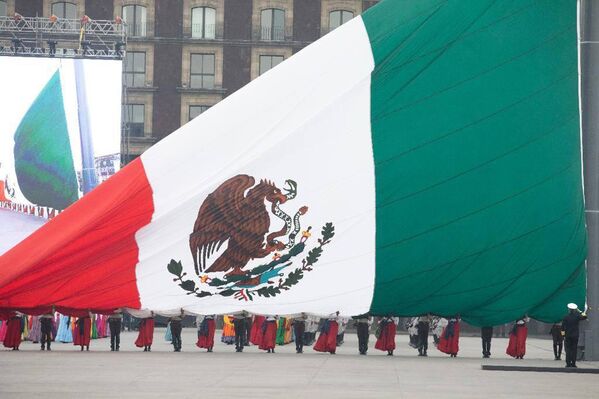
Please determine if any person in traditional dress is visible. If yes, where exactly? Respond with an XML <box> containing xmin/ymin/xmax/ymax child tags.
<box><xmin>336</xmin><ymin>318</ymin><xmax>349</xmax><ymax>346</ymax></box>
<box><xmin>481</xmin><ymin>326</ymin><xmax>493</xmax><ymax>358</ymax></box>
<box><xmin>56</xmin><ymin>314</ymin><xmax>72</xmax><ymax>343</ymax></box>
<box><xmin>40</xmin><ymin>312</ymin><xmax>54</xmax><ymax>351</ymax></box>
<box><xmin>91</xmin><ymin>314</ymin><xmax>98</xmax><ymax>340</ymax></box>
<box><xmin>233</xmin><ymin>312</ymin><xmax>247</xmax><ymax>352</ymax></box>
<box><xmin>355</xmin><ymin>315</ymin><xmax>371</xmax><ymax>355</ymax></box>
<box><xmin>29</xmin><ymin>315</ymin><xmax>41</xmax><ymax>343</ymax></box>
<box><xmin>506</xmin><ymin>317</ymin><xmax>528</xmax><ymax>359</ymax></box>
<box><xmin>432</xmin><ymin>317</ymin><xmax>446</xmax><ymax>347</ymax></box>
<box><xmin>276</xmin><ymin>316</ymin><xmax>287</xmax><ymax>346</ymax></box>
<box><xmin>417</xmin><ymin>314</ymin><xmax>432</xmax><ymax>356</ymax></box>
<box><xmin>74</xmin><ymin>312</ymin><xmax>93</xmax><ymax>351</ymax></box>
<box><xmin>165</xmin><ymin>321</ymin><xmax>172</xmax><ymax>342</ymax></box>
<box><xmin>562</xmin><ymin>303</ymin><xmax>588</xmax><ymax>368</ymax></box>
<box><xmin>375</xmin><ymin>316</ymin><xmax>398</xmax><ymax>356</ymax></box>
<box><xmin>3</xmin><ymin>312</ymin><xmax>23</xmax><ymax>350</ymax></box>
<box><xmin>293</xmin><ymin>313</ymin><xmax>308</xmax><ymax>353</ymax></box>
<box><xmin>550</xmin><ymin>323</ymin><xmax>564</xmax><ymax>360</ymax></box>
<box><xmin>196</xmin><ymin>315</ymin><xmax>216</xmax><ymax>352</ymax></box>
<box><xmin>135</xmin><ymin>312</ymin><xmax>155</xmax><ymax>351</ymax></box>
<box><xmin>195</xmin><ymin>315</ymin><xmax>203</xmax><ymax>339</ymax></box>
<box><xmin>107</xmin><ymin>309</ymin><xmax>123</xmax><ymax>351</ymax></box>
<box><xmin>314</xmin><ymin>312</ymin><xmax>340</xmax><ymax>355</ymax></box>
<box><xmin>250</xmin><ymin>315</ymin><xmax>265</xmax><ymax>346</ymax></box>
<box><xmin>406</xmin><ymin>317</ymin><xmax>419</xmax><ymax>349</ymax></box>
<box><xmin>0</xmin><ymin>318</ymin><xmax>7</xmax><ymax>342</ymax></box>
<box><xmin>221</xmin><ymin>315</ymin><xmax>235</xmax><ymax>345</ymax></box>
<box><xmin>169</xmin><ymin>309</ymin><xmax>185</xmax><ymax>352</ymax></box>
<box><xmin>438</xmin><ymin>316</ymin><xmax>460</xmax><ymax>357</ymax></box>
<box><xmin>21</xmin><ymin>314</ymin><xmax>29</xmax><ymax>341</ymax></box>
<box><xmin>259</xmin><ymin>316</ymin><xmax>278</xmax><ymax>353</ymax></box>
<box><xmin>304</xmin><ymin>316</ymin><xmax>319</xmax><ymax>346</ymax></box>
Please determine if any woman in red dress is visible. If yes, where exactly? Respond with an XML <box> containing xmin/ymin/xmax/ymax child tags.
<box><xmin>73</xmin><ymin>312</ymin><xmax>92</xmax><ymax>351</ymax></box>
<box><xmin>196</xmin><ymin>315</ymin><xmax>216</xmax><ymax>352</ymax></box>
<box><xmin>3</xmin><ymin>312</ymin><xmax>23</xmax><ymax>350</ymax></box>
<box><xmin>259</xmin><ymin>316</ymin><xmax>278</xmax><ymax>353</ymax></box>
<box><xmin>314</xmin><ymin>312</ymin><xmax>340</xmax><ymax>355</ymax></box>
<box><xmin>250</xmin><ymin>315</ymin><xmax>265</xmax><ymax>346</ymax></box>
<box><xmin>375</xmin><ymin>317</ymin><xmax>397</xmax><ymax>356</ymax></box>
<box><xmin>135</xmin><ymin>313</ymin><xmax>155</xmax><ymax>352</ymax></box>
<box><xmin>506</xmin><ymin>317</ymin><xmax>528</xmax><ymax>359</ymax></box>
<box><xmin>438</xmin><ymin>317</ymin><xmax>460</xmax><ymax>357</ymax></box>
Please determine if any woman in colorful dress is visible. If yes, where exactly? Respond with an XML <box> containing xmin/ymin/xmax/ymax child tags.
<box><xmin>375</xmin><ymin>316</ymin><xmax>398</xmax><ymax>356</ymax></box>
<box><xmin>250</xmin><ymin>315</ymin><xmax>265</xmax><ymax>346</ymax></box>
<box><xmin>314</xmin><ymin>312</ymin><xmax>340</xmax><ymax>355</ymax></box>
<box><xmin>259</xmin><ymin>316</ymin><xmax>278</xmax><ymax>353</ymax></box>
<box><xmin>221</xmin><ymin>315</ymin><xmax>235</xmax><ymax>345</ymax></box>
<box><xmin>304</xmin><ymin>316</ymin><xmax>319</xmax><ymax>346</ymax></box>
<box><xmin>0</xmin><ymin>318</ymin><xmax>8</xmax><ymax>342</ymax></box>
<box><xmin>438</xmin><ymin>316</ymin><xmax>460</xmax><ymax>357</ymax></box>
<box><xmin>196</xmin><ymin>315</ymin><xmax>216</xmax><ymax>352</ymax></box>
<box><xmin>56</xmin><ymin>314</ymin><xmax>72</xmax><ymax>343</ymax></box>
<box><xmin>28</xmin><ymin>315</ymin><xmax>41</xmax><ymax>343</ymax></box>
<box><xmin>276</xmin><ymin>317</ymin><xmax>287</xmax><ymax>345</ymax></box>
<box><xmin>337</xmin><ymin>318</ymin><xmax>349</xmax><ymax>346</ymax></box>
<box><xmin>506</xmin><ymin>317</ymin><xmax>528</xmax><ymax>359</ymax></box>
<box><xmin>135</xmin><ymin>313</ymin><xmax>155</xmax><ymax>352</ymax></box>
<box><xmin>73</xmin><ymin>312</ymin><xmax>92</xmax><ymax>351</ymax></box>
<box><xmin>2</xmin><ymin>312</ymin><xmax>23</xmax><ymax>350</ymax></box>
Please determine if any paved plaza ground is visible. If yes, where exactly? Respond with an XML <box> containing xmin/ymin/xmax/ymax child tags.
<box><xmin>1</xmin><ymin>328</ymin><xmax>598</xmax><ymax>398</ymax></box>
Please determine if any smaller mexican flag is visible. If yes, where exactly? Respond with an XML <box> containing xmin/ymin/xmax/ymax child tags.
<box><xmin>0</xmin><ymin>0</ymin><xmax>585</xmax><ymax>326</ymax></box>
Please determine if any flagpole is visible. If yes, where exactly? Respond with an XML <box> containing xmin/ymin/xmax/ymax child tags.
<box><xmin>74</xmin><ymin>59</ymin><xmax>98</xmax><ymax>194</ymax></box>
<box><xmin>580</xmin><ymin>0</ymin><xmax>599</xmax><ymax>361</ymax></box>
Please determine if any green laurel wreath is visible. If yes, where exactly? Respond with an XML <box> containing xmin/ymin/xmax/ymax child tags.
<box><xmin>167</xmin><ymin>222</ymin><xmax>335</xmax><ymax>301</ymax></box>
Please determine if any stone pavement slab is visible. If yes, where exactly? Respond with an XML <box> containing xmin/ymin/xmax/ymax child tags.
<box><xmin>1</xmin><ymin>329</ymin><xmax>597</xmax><ymax>398</ymax></box>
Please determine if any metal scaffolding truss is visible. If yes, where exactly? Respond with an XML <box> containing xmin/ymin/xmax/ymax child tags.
<box><xmin>0</xmin><ymin>16</ymin><xmax>126</xmax><ymax>59</ymax></box>
<box><xmin>0</xmin><ymin>46</ymin><xmax>124</xmax><ymax>59</ymax></box>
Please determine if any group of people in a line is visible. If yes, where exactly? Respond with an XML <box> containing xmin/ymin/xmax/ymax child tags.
<box><xmin>1</xmin><ymin>303</ymin><xmax>587</xmax><ymax>367</ymax></box>
<box><xmin>477</xmin><ymin>303</ymin><xmax>587</xmax><ymax>368</ymax></box>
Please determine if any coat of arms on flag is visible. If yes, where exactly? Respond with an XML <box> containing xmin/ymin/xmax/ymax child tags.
<box><xmin>167</xmin><ymin>174</ymin><xmax>335</xmax><ymax>301</ymax></box>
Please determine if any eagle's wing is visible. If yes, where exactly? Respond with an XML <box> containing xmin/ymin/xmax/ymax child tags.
<box><xmin>190</xmin><ymin>175</ymin><xmax>255</xmax><ymax>273</ymax></box>
<box><xmin>192</xmin><ymin>175</ymin><xmax>254</xmax><ymax>232</ymax></box>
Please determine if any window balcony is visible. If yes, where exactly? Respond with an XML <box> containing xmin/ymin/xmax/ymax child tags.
<box><xmin>190</xmin><ymin>23</ymin><xmax>223</xmax><ymax>40</ymax></box>
<box><xmin>253</xmin><ymin>26</ymin><xmax>293</xmax><ymax>42</ymax></box>
<box><xmin>176</xmin><ymin>84</ymin><xmax>226</xmax><ymax>95</ymax></box>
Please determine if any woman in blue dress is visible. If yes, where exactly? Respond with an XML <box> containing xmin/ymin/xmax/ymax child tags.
<box><xmin>55</xmin><ymin>314</ymin><xmax>73</xmax><ymax>343</ymax></box>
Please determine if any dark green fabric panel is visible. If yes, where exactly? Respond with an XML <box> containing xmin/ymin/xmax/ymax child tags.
<box><xmin>363</xmin><ymin>0</ymin><xmax>586</xmax><ymax>326</ymax></box>
<box><xmin>13</xmin><ymin>70</ymin><xmax>78</xmax><ymax>210</ymax></box>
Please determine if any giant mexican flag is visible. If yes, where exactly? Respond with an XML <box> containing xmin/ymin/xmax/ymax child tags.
<box><xmin>0</xmin><ymin>0</ymin><xmax>586</xmax><ymax>326</ymax></box>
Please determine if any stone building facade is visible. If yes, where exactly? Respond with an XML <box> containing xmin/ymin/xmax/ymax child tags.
<box><xmin>6</xmin><ymin>0</ymin><xmax>379</xmax><ymax>160</ymax></box>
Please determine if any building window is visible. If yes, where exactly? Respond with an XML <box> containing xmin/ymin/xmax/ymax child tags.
<box><xmin>259</xmin><ymin>55</ymin><xmax>283</xmax><ymax>75</ymax></box>
<box><xmin>123</xmin><ymin>104</ymin><xmax>145</xmax><ymax>137</ymax></box>
<box><xmin>124</xmin><ymin>51</ymin><xmax>146</xmax><ymax>87</ymax></box>
<box><xmin>190</xmin><ymin>53</ymin><xmax>215</xmax><ymax>89</ymax></box>
<box><xmin>189</xmin><ymin>105</ymin><xmax>210</xmax><ymax>120</ymax></box>
<box><xmin>329</xmin><ymin>10</ymin><xmax>354</xmax><ymax>30</ymax></box>
<box><xmin>122</xmin><ymin>5</ymin><xmax>147</xmax><ymax>37</ymax></box>
<box><xmin>260</xmin><ymin>8</ymin><xmax>285</xmax><ymax>41</ymax></box>
<box><xmin>0</xmin><ymin>1</ymin><xmax>7</xmax><ymax>16</ymax></box>
<box><xmin>51</xmin><ymin>2</ymin><xmax>77</xmax><ymax>19</ymax></box>
<box><xmin>191</xmin><ymin>7</ymin><xmax>216</xmax><ymax>39</ymax></box>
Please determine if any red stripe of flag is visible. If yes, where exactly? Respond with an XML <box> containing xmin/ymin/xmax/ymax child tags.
<box><xmin>0</xmin><ymin>158</ymin><xmax>154</xmax><ymax>311</ymax></box>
